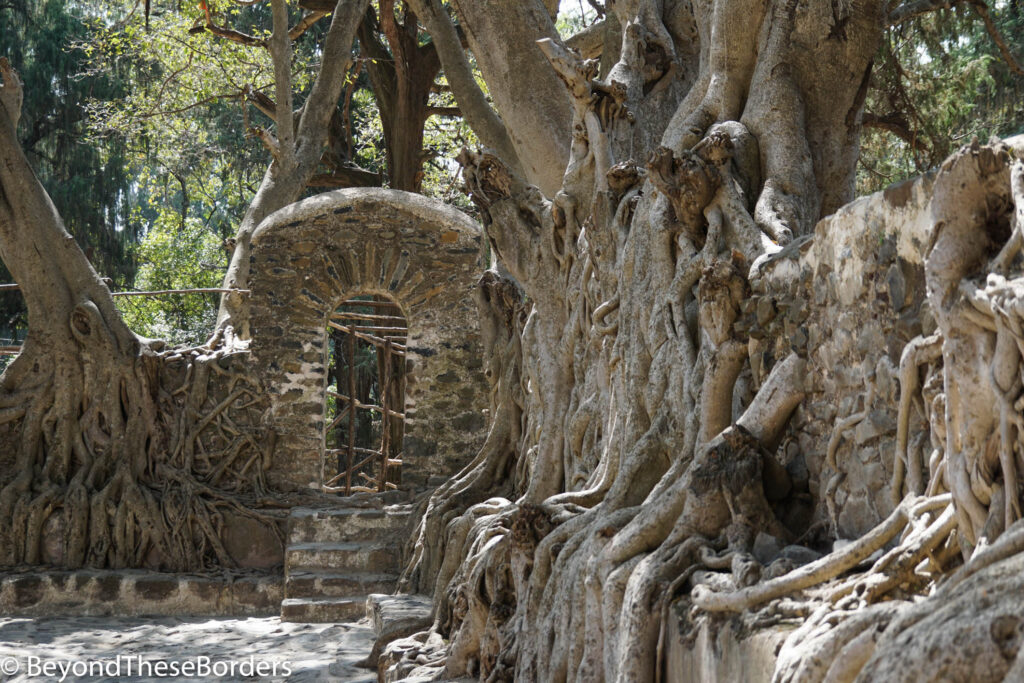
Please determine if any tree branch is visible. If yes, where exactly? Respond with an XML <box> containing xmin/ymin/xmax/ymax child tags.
<box><xmin>194</xmin><ymin>4</ymin><xmax>266</xmax><ymax>47</ymax></box>
<box><xmin>427</xmin><ymin>106</ymin><xmax>462</xmax><ymax>117</ymax></box>
<box><xmin>965</xmin><ymin>0</ymin><xmax>1024</xmax><ymax>76</ymax></box>
<box><xmin>565</xmin><ymin>18</ymin><xmax>605</xmax><ymax>60</ymax></box>
<box><xmin>288</xmin><ymin>10</ymin><xmax>327</xmax><ymax>41</ymax></box>
<box><xmin>269</xmin><ymin>0</ymin><xmax>296</xmax><ymax>168</ymax></box>
<box><xmin>0</xmin><ymin>61</ymin><xmax>123</xmax><ymax>334</ymax></box>
<box><xmin>243</xmin><ymin>84</ymin><xmax>277</xmax><ymax>121</ymax></box>
<box><xmin>862</xmin><ymin>112</ymin><xmax>930</xmax><ymax>153</ymax></box>
<box><xmin>294</xmin><ymin>0</ymin><xmax>372</xmax><ymax>159</ymax></box>
<box><xmin>298</xmin><ymin>0</ymin><xmax>336</xmax><ymax>10</ymax></box>
<box><xmin>0</xmin><ymin>58</ymin><xmax>22</xmax><ymax>130</ymax></box>
<box><xmin>448</xmin><ymin>0</ymin><xmax>570</xmax><ymax>196</ymax></box>
<box><xmin>405</xmin><ymin>0</ymin><xmax>523</xmax><ymax>175</ymax></box>
<box><xmin>888</xmin><ymin>0</ymin><xmax>954</xmax><ymax>25</ymax></box>
<box><xmin>307</xmin><ymin>166</ymin><xmax>382</xmax><ymax>188</ymax></box>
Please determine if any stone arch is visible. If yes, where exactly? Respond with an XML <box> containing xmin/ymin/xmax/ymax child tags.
<box><xmin>247</xmin><ymin>188</ymin><xmax>488</xmax><ymax>492</ymax></box>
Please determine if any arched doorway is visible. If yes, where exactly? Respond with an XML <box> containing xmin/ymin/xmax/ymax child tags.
<box><xmin>323</xmin><ymin>294</ymin><xmax>407</xmax><ymax>495</ymax></box>
<box><xmin>248</xmin><ymin>187</ymin><xmax>491</xmax><ymax>493</ymax></box>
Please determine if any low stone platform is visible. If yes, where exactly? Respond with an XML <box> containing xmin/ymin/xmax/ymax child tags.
<box><xmin>0</xmin><ymin>569</ymin><xmax>282</xmax><ymax>617</ymax></box>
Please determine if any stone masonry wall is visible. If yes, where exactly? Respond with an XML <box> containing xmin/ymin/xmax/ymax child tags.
<box><xmin>247</xmin><ymin>188</ymin><xmax>489</xmax><ymax>492</ymax></box>
<box><xmin>751</xmin><ymin>173</ymin><xmax>935</xmax><ymax>539</ymax></box>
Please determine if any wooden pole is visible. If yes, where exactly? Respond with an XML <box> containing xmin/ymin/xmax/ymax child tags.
<box><xmin>338</xmin><ymin>299</ymin><xmax>402</xmax><ymax>309</ymax></box>
<box><xmin>346</xmin><ymin>331</ymin><xmax>356</xmax><ymax>496</ymax></box>
<box><xmin>327</xmin><ymin>321</ymin><xmax>407</xmax><ymax>354</ymax></box>
<box><xmin>380</xmin><ymin>339</ymin><xmax>391</xmax><ymax>492</ymax></box>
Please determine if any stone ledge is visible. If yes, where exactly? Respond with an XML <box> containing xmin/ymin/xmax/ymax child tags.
<box><xmin>366</xmin><ymin>593</ymin><xmax>434</xmax><ymax>670</ymax></box>
<box><xmin>0</xmin><ymin>569</ymin><xmax>282</xmax><ymax>617</ymax></box>
<box><xmin>666</xmin><ymin>609</ymin><xmax>788</xmax><ymax>683</ymax></box>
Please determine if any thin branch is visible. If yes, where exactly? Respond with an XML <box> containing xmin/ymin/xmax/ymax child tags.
<box><xmin>585</xmin><ymin>0</ymin><xmax>605</xmax><ymax>17</ymax></box>
<box><xmin>888</xmin><ymin>0</ymin><xmax>954</xmax><ymax>25</ymax></box>
<box><xmin>111</xmin><ymin>288</ymin><xmax>251</xmax><ymax>297</ymax></box>
<box><xmin>862</xmin><ymin>112</ymin><xmax>930</xmax><ymax>153</ymax></box>
<box><xmin>142</xmin><ymin>53</ymin><xmax>195</xmax><ymax>119</ymax></box>
<box><xmin>193</xmin><ymin>10</ymin><xmax>267</xmax><ymax>47</ymax></box>
<box><xmin>307</xmin><ymin>167</ymin><xmax>382</xmax><ymax>188</ymax></box>
<box><xmin>427</xmin><ymin>105</ymin><xmax>462</xmax><ymax>117</ymax></box>
<box><xmin>298</xmin><ymin>0</ymin><xmax>336</xmax><ymax>10</ymax></box>
<box><xmin>244</xmin><ymin>84</ymin><xmax>277</xmax><ymax>121</ymax></box>
<box><xmin>136</xmin><ymin>92</ymin><xmax>240</xmax><ymax>119</ymax></box>
<box><xmin>109</xmin><ymin>0</ymin><xmax>143</xmax><ymax>32</ymax></box>
<box><xmin>269</xmin><ymin>0</ymin><xmax>296</xmax><ymax>167</ymax></box>
<box><xmin>966</xmin><ymin>0</ymin><xmax>1024</xmax><ymax>77</ymax></box>
<box><xmin>288</xmin><ymin>10</ymin><xmax>328</xmax><ymax>41</ymax></box>
<box><xmin>888</xmin><ymin>0</ymin><xmax>1024</xmax><ymax>76</ymax></box>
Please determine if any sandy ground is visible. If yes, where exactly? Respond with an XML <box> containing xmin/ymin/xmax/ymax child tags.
<box><xmin>0</xmin><ymin>616</ymin><xmax>377</xmax><ymax>682</ymax></box>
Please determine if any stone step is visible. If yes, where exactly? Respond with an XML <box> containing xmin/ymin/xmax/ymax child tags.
<box><xmin>285</xmin><ymin>570</ymin><xmax>398</xmax><ymax>599</ymax></box>
<box><xmin>365</xmin><ymin>593</ymin><xmax>435</xmax><ymax>669</ymax></box>
<box><xmin>280</xmin><ymin>596</ymin><xmax>368</xmax><ymax>623</ymax></box>
<box><xmin>367</xmin><ymin>593</ymin><xmax>433</xmax><ymax>640</ymax></box>
<box><xmin>285</xmin><ymin>542</ymin><xmax>400</xmax><ymax>573</ymax></box>
<box><xmin>287</xmin><ymin>506</ymin><xmax>413</xmax><ymax>545</ymax></box>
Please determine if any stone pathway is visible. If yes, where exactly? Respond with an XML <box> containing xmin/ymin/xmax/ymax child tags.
<box><xmin>0</xmin><ymin>616</ymin><xmax>376</xmax><ymax>682</ymax></box>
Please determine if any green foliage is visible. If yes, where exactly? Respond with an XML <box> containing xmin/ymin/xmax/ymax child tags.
<box><xmin>556</xmin><ymin>0</ymin><xmax>600</xmax><ymax>36</ymax></box>
<box><xmin>17</xmin><ymin>0</ymin><xmax>1022</xmax><ymax>350</ymax></box>
<box><xmin>422</xmin><ymin>73</ymin><xmax>478</xmax><ymax>209</ymax></box>
<box><xmin>116</xmin><ymin>209</ymin><xmax>227</xmax><ymax>346</ymax></box>
<box><xmin>82</xmin><ymin>2</ymin><xmax>289</xmax><ymax>238</ymax></box>
<box><xmin>0</xmin><ymin>0</ymin><xmax>141</xmax><ymax>340</ymax></box>
<box><xmin>858</xmin><ymin>3</ymin><xmax>1024</xmax><ymax>194</ymax></box>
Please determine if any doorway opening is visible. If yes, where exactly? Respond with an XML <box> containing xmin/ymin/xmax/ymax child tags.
<box><xmin>322</xmin><ymin>294</ymin><xmax>407</xmax><ymax>495</ymax></box>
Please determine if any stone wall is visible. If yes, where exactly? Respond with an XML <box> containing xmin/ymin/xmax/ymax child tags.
<box><xmin>751</xmin><ymin>173</ymin><xmax>935</xmax><ymax>538</ymax></box>
<box><xmin>247</xmin><ymin>188</ymin><xmax>489</xmax><ymax>492</ymax></box>
<box><xmin>659</xmin><ymin>174</ymin><xmax>938</xmax><ymax>681</ymax></box>
<box><xmin>0</xmin><ymin>570</ymin><xmax>281</xmax><ymax>617</ymax></box>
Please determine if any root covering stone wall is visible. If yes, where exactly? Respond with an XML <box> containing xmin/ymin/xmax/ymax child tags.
<box><xmin>750</xmin><ymin>173</ymin><xmax>935</xmax><ymax>538</ymax></box>
<box><xmin>247</xmin><ymin>188</ymin><xmax>489</xmax><ymax>492</ymax></box>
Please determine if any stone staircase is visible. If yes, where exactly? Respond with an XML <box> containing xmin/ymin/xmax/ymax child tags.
<box><xmin>281</xmin><ymin>499</ymin><xmax>413</xmax><ymax>622</ymax></box>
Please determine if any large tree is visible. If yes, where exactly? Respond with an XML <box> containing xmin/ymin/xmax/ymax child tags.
<box><xmin>390</xmin><ymin>1</ymin><xmax>1024</xmax><ymax>681</ymax></box>
<box><xmin>3</xmin><ymin>0</ymin><xmax>1024</xmax><ymax>681</ymax></box>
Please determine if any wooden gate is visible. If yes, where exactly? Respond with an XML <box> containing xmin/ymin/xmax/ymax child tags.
<box><xmin>322</xmin><ymin>296</ymin><xmax>407</xmax><ymax>495</ymax></box>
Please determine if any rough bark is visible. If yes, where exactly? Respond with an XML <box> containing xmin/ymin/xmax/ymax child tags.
<box><xmin>0</xmin><ymin>59</ymin><xmax>283</xmax><ymax>571</ymax></box>
<box><xmin>393</xmin><ymin>1</ymin><xmax>899</xmax><ymax>680</ymax></box>
<box><xmin>358</xmin><ymin>1</ymin><xmax>441</xmax><ymax>193</ymax></box>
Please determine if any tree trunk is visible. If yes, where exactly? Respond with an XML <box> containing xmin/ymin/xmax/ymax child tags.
<box><xmin>399</xmin><ymin>1</ymin><xmax>889</xmax><ymax>680</ymax></box>
<box><xmin>359</xmin><ymin>1</ymin><xmax>441</xmax><ymax>193</ymax></box>
<box><xmin>0</xmin><ymin>59</ymin><xmax>280</xmax><ymax>571</ymax></box>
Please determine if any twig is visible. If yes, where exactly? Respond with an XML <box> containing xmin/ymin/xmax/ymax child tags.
<box><xmin>111</xmin><ymin>288</ymin><xmax>252</xmax><ymax>297</ymax></box>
